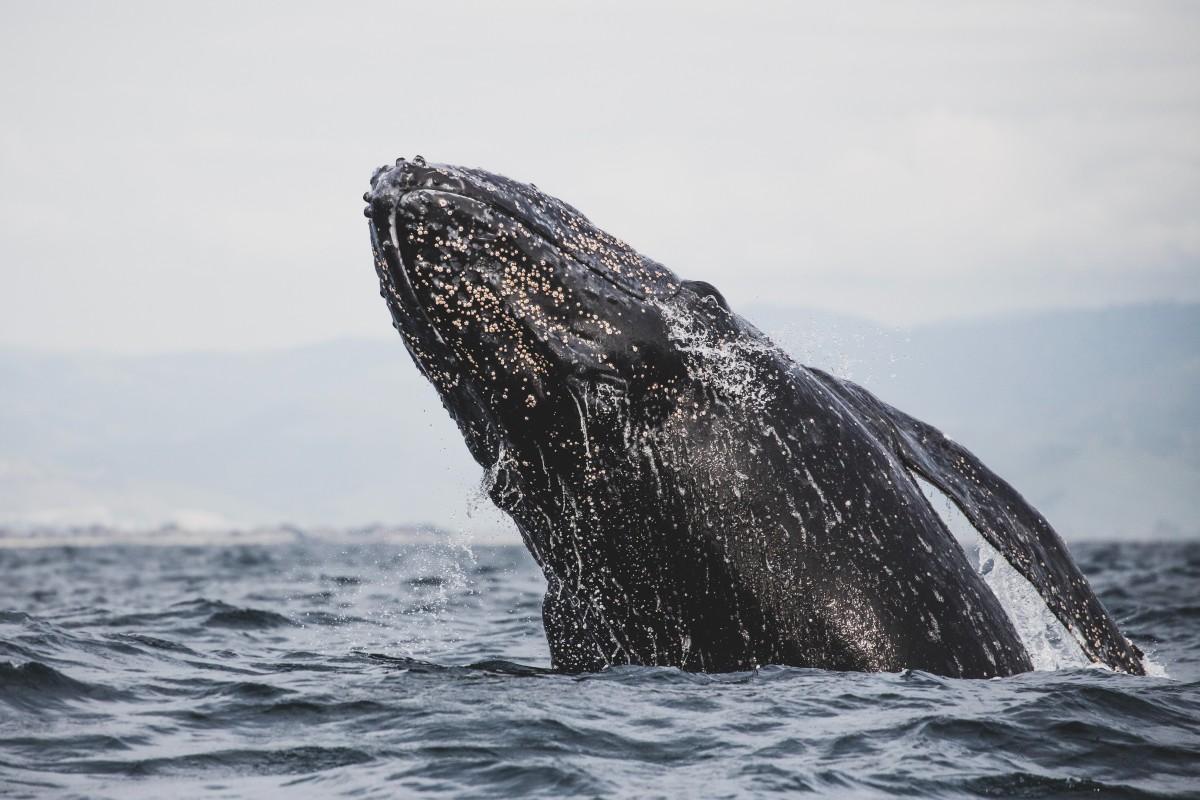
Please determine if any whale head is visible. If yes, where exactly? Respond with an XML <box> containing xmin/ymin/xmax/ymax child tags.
<box><xmin>364</xmin><ymin>157</ymin><xmax>735</xmax><ymax>470</ymax></box>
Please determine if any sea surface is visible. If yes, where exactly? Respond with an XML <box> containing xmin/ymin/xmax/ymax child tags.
<box><xmin>1</xmin><ymin>532</ymin><xmax>1198</xmax><ymax>799</ymax></box>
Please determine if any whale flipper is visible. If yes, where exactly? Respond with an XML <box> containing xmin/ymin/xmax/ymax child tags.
<box><xmin>809</xmin><ymin>368</ymin><xmax>1145</xmax><ymax>675</ymax></box>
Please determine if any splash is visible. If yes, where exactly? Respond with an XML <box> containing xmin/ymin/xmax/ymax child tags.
<box><xmin>657</xmin><ymin>298</ymin><xmax>778</xmax><ymax>413</ymax></box>
<box><xmin>913</xmin><ymin>472</ymin><xmax>1088</xmax><ymax>670</ymax></box>
<box><xmin>913</xmin><ymin>473</ymin><xmax>1165</xmax><ymax>675</ymax></box>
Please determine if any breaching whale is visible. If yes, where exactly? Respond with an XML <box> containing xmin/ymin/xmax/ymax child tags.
<box><xmin>363</xmin><ymin>157</ymin><xmax>1145</xmax><ymax>678</ymax></box>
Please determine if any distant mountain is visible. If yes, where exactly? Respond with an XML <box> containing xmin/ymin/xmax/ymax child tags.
<box><xmin>1</xmin><ymin>304</ymin><xmax>1196</xmax><ymax>540</ymax></box>
<box><xmin>0</xmin><ymin>340</ymin><xmax>500</xmax><ymax>534</ymax></box>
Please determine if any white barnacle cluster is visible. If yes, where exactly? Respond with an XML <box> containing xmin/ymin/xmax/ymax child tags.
<box><xmin>550</xmin><ymin>196</ymin><xmax>675</xmax><ymax>303</ymax></box>
<box><xmin>494</xmin><ymin>220</ymin><xmax>623</xmax><ymax>345</ymax></box>
<box><xmin>404</xmin><ymin>214</ymin><xmax>558</xmax><ymax>389</ymax></box>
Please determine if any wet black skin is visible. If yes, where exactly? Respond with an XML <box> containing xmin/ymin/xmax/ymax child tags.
<box><xmin>363</xmin><ymin>157</ymin><xmax>1145</xmax><ymax>677</ymax></box>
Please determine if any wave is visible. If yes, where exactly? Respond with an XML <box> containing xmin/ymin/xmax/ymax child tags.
<box><xmin>0</xmin><ymin>538</ymin><xmax>1195</xmax><ymax>799</ymax></box>
<box><xmin>49</xmin><ymin>745</ymin><xmax>372</xmax><ymax>778</ymax></box>
<box><xmin>204</xmin><ymin>608</ymin><xmax>295</xmax><ymax>629</ymax></box>
<box><xmin>0</xmin><ymin>661</ymin><xmax>127</xmax><ymax>708</ymax></box>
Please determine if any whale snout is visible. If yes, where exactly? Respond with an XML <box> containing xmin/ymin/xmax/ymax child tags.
<box><xmin>363</xmin><ymin>156</ymin><xmax>467</xmax><ymax>219</ymax></box>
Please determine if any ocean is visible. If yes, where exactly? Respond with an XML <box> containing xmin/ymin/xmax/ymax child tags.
<box><xmin>1</xmin><ymin>533</ymin><xmax>1197</xmax><ymax>798</ymax></box>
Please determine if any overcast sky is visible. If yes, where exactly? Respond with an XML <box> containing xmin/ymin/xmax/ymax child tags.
<box><xmin>2</xmin><ymin>2</ymin><xmax>1198</xmax><ymax>353</ymax></box>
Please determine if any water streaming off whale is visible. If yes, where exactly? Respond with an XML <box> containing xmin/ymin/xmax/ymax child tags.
<box><xmin>662</xmin><ymin>301</ymin><xmax>1153</xmax><ymax>678</ymax></box>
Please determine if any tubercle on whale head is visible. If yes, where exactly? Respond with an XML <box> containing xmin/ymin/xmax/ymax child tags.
<box><xmin>363</xmin><ymin>157</ymin><xmax>732</xmax><ymax>469</ymax></box>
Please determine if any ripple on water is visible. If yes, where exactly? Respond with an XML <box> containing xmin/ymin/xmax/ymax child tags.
<box><xmin>0</xmin><ymin>540</ymin><xmax>1195</xmax><ymax>799</ymax></box>
<box><xmin>52</xmin><ymin>745</ymin><xmax>373</xmax><ymax>778</ymax></box>
<box><xmin>205</xmin><ymin>608</ymin><xmax>295</xmax><ymax>629</ymax></box>
<box><xmin>0</xmin><ymin>661</ymin><xmax>129</xmax><ymax>709</ymax></box>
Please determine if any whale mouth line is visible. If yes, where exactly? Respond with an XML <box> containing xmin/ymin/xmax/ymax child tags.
<box><xmin>371</xmin><ymin>204</ymin><xmax>505</xmax><ymax>467</ymax></box>
<box><xmin>382</xmin><ymin>202</ymin><xmax>448</xmax><ymax>352</ymax></box>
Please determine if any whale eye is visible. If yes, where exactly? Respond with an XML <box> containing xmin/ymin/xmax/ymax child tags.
<box><xmin>683</xmin><ymin>280</ymin><xmax>730</xmax><ymax>312</ymax></box>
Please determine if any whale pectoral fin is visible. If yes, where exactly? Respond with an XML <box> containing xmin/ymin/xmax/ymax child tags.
<box><xmin>809</xmin><ymin>369</ymin><xmax>1146</xmax><ymax>675</ymax></box>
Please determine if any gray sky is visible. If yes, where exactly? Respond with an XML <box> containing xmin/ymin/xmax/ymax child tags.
<box><xmin>2</xmin><ymin>1</ymin><xmax>1198</xmax><ymax>353</ymax></box>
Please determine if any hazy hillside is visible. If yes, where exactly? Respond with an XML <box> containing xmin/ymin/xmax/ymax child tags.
<box><xmin>1</xmin><ymin>304</ymin><xmax>1196</xmax><ymax>540</ymax></box>
<box><xmin>0</xmin><ymin>341</ymin><xmax>497</xmax><ymax>533</ymax></box>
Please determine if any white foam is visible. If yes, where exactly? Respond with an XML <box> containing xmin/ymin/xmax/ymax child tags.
<box><xmin>657</xmin><ymin>298</ymin><xmax>778</xmax><ymax>413</ymax></box>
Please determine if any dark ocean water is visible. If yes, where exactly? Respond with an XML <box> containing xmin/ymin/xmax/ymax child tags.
<box><xmin>0</xmin><ymin>535</ymin><xmax>1197</xmax><ymax>799</ymax></box>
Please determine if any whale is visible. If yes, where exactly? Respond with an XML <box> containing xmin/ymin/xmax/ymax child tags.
<box><xmin>363</xmin><ymin>156</ymin><xmax>1146</xmax><ymax>678</ymax></box>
